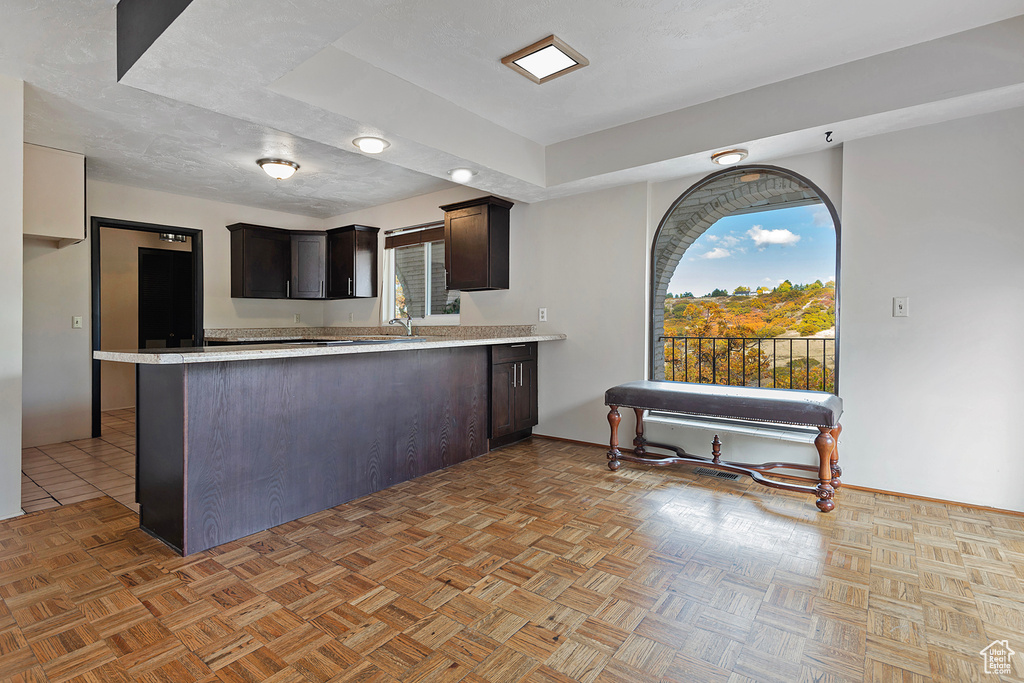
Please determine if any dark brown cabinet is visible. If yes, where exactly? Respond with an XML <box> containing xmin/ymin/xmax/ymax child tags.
<box><xmin>290</xmin><ymin>232</ymin><xmax>326</xmax><ymax>299</ymax></box>
<box><xmin>491</xmin><ymin>342</ymin><xmax>538</xmax><ymax>446</ymax></box>
<box><xmin>228</xmin><ymin>223</ymin><xmax>290</xmax><ymax>298</ymax></box>
<box><xmin>440</xmin><ymin>195</ymin><xmax>513</xmax><ymax>291</ymax></box>
<box><xmin>326</xmin><ymin>225</ymin><xmax>379</xmax><ymax>299</ymax></box>
<box><xmin>228</xmin><ymin>223</ymin><xmax>378</xmax><ymax>299</ymax></box>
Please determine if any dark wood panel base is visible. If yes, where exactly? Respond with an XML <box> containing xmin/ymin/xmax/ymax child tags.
<box><xmin>489</xmin><ymin>427</ymin><xmax>533</xmax><ymax>450</ymax></box>
<box><xmin>607</xmin><ymin>406</ymin><xmax>841</xmax><ymax>512</ymax></box>
<box><xmin>138</xmin><ymin>346</ymin><xmax>490</xmax><ymax>555</ymax></box>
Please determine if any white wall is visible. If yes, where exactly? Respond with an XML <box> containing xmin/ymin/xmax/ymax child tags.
<box><xmin>21</xmin><ymin>181</ymin><xmax>326</xmax><ymax>447</ymax></box>
<box><xmin>1</xmin><ymin>75</ymin><xmax>24</xmax><ymax>519</ymax></box>
<box><xmin>840</xmin><ymin>107</ymin><xmax>1024</xmax><ymax>510</ymax></box>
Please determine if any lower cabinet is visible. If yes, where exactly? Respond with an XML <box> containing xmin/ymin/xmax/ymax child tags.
<box><xmin>491</xmin><ymin>343</ymin><xmax>538</xmax><ymax>446</ymax></box>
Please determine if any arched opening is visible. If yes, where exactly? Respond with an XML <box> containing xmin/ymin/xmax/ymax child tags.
<box><xmin>650</xmin><ymin>165</ymin><xmax>841</xmax><ymax>392</ymax></box>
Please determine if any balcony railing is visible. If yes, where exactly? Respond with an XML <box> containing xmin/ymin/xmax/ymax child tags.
<box><xmin>660</xmin><ymin>336</ymin><xmax>836</xmax><ymax>393</ymax></box>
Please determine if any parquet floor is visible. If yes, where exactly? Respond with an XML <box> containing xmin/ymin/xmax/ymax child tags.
<box><xmin>20</xmin><ymin>410</ymin><xmax>138</xmax><ymax>514</ymax></box>
<box><xmin>2</xmin><ymin>437</ymin><xmax>1023</xmax><ymax>682</ymax></box>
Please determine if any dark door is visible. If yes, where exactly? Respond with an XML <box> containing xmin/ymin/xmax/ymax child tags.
<box><xmin>291</xmin><ymin>233</ymin><xmax>326</xmax><ymax>299</ymax></box>
<box><xmin>139</xmin><ymin>248</ymin><xmax>194</xmax><ymax>349</ymax></box>
<box><xmin>327</xmin><ymin>229</ymin><xmax>355</xmax><ymax>298</ymax></box>
<box><xmin>514</xmin><ymin>359</ymin><xmax>539</xmax><ymax>431</ymax></box>
<box><xmin>445</xmin><ymin>205</ymin><xmax>488</xmax><ymax>290</ymax></box>
<box><xmin>245</xmin><ymin>228</ymin><xmax>290</xmax><ymax>298</ymax></box>
<box><xmin>491</xmin><ymin>362</ymin><xmax>515</xmax><ymax>438</ymax></box>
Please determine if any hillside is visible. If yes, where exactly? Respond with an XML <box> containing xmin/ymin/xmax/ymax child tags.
<box><xmin>664</xmin><ymin>280</ymin><xmax>835</xmax><ymax>339</ymax></box>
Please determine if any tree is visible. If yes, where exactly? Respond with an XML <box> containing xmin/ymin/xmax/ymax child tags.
<box><xmin>681</xmin><ymin>291</ymin><xmax>694</xmax><ymax>298</ymax></box>
<box><xmin>710</xmin><ymin>288</ymin><xmax>729</xmax><ymax>298</ymax></box>
<box><xmin>733</xmin><ymin>286</ymin><xmax>751</xmax><ymax>296</ymax></box>
<box><xmin>776</xmin><ymin>280</ymin><xmax>793</xmax><ymax>293</ymax></box>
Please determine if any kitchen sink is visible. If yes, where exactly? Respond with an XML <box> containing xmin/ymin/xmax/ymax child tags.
<box><xmin>286</xmin><ymin>337</ymin><xmax>426</xmax><ymax>346</ymax></box>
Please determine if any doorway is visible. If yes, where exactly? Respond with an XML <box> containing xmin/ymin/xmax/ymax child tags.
<box><xmin>90</xmin><ymin>217</ymin><xmax>203</xmax><ymax>437</ymax></box>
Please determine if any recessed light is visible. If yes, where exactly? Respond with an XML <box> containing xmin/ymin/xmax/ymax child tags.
<box><xmin>353</xmin><ymin>137</ymin><xmax>390</xmax><ymax>154</ymax></box>
<box><xmin>257</xmin><ymin>158</ymin><xmax>299</xmax><ymax>179</ymax></box>
<box><xmin>502</xmin><ymin>35</ymin><xmax>588</xmax><ymax>84</ymax></box>
<box><xmin>711</xmin><ymin>149</ymin><xmax>748</xmax><ymax>165</ymax></box>
<box><xmin>448</xmin><ymin>168</ymin><xmax>475</xmax><ymax>184</ymax></box>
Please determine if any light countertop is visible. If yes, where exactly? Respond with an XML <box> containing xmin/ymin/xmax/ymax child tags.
<box><xmin>95</xmin><ymin>333</ymin><xmax>566</xmax><ymax>365</ymax></box>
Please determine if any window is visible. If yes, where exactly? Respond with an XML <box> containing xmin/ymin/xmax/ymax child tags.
<box><xmin>384</xmin><ymin>223</ymin><xmax>460</xmax><ymax>322</ymax></box>
<box><xmin>650</xmin><ymin>166</ymin><xmax>840</xmax><ymax>392</ymax></box>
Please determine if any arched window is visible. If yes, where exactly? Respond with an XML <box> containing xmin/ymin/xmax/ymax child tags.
<box><xmin>650</xmin><ymin>165</ymin><xmax>841</xmax><ymax>392</ymax></box>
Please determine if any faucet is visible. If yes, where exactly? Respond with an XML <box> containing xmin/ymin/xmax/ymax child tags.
<box><xmin>388</xmin><ymin>315</ymin><xmax>414</xmax><ymax>336</ymax></box>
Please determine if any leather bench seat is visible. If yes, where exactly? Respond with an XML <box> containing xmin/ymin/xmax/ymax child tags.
<box><xmin>605</xmin><ymin>380</ymin><xmax>842</xmax><ymax>427</ymax></box>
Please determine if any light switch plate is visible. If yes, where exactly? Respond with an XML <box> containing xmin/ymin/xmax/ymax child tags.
<box><xmin>72</xmin><ymin>316</ymin><xmax>83</xmax><ymax>329</ymax></box>
<box><xmin>893</xmin><ymin>297</ymin><xmax>909</xmax><ymax>317</ymax></box>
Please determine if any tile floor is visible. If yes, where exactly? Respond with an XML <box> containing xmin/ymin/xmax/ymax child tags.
<box><xmin>20</xmin><ymin>408</ymin><xmax>138</xmax><ymax>514</ymax></box>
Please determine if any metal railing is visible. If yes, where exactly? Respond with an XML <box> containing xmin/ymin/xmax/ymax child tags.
<box><xmin>660</xmin><ymin>336</ymin><xmax>836</xmax><ymax>393</ymax></box>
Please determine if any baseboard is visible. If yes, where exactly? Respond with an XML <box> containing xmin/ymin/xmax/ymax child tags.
<box><xmin>531</xmin><ymin>434</ymin><xmax>1024</xmax><ymax>518</ymax></box>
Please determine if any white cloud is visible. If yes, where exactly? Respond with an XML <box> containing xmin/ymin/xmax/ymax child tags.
<box><xmin>747</xmin><ymin>225</ymin><xmax>801</xmax><ymax>248</ymax></box>
<box><xmin>701</xmin><ymin>247</ymin><xmax>731</xmax><ymax>259</ymax></box>
<box><xmin>718</xmin><ymin>234</ymin><xmax>742</xmax><ymax>248</ymax></box>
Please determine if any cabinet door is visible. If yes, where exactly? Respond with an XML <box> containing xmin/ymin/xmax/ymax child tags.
<box><xmin>243</xmin><ymin>228</ymin><xmax>290</xmax><ymax>298</ymax></box>
<box><xmin>327</xmin><ymin>229</ymin><xmax>354</xmax><ymax>298</ymax></box>
<box><xmin>491</xmin><ymin>362</ymin><xmax>515</xmax><ymax>438</ymax></box>
<box><xmin>445</xmin><ymin>205</ymin><xmax>489</xmax><ymax>290</ymax></box>
<box><xmin>513</xmin><ymin>359</ymin><xmax>539</xmax><ymax>432</ymax></box>
<box><xmin>353</xmin><ymin>228</ymin><xmax>378</xmax><ymax>298</ymax></box>
<box><xmin>291</xmin><ymin>233</ymin><xmax>326</xmax><ymax>299</ymax></box>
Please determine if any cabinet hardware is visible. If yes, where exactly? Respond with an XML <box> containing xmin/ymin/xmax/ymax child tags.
<box><xmin>519</xmin><ymin>362</ymin><xmax>523</xmax><ymax>387</ymax></box>
<box><xmin>286</xmin><ymin>281</ymin><xmax>290</xmax><ymax>298</ymax></box>
<box><xmin>512</xmin><ymin>362</ymin><xmax>517</xmax><ymax>387</ymax></box>
<box><xmin>320</xmin><ymin>280</ymin><xmax>324</xmax><ymax>297</ymax></box>
<box><xmin>348</xmin><ymin>277</ymin><xmax>353</xmax><ymax>296</ymax></box>
<box><xmin>510</xmin><ymin>344</ymin><xmax>526</xmax><ymax>348</ymax></box>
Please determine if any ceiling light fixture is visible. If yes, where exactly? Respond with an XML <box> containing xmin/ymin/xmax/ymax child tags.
<box><xmin>711</xmin><ymin>149</ymin><xmax>748</xmax><ymax>166</ymax></box>
<box><xmin>257</xmin><ymin>158</ymin><xmax>299</xmax><ymax>179</ymax></box>
<box><xmin>448</xmin><ymin>168</ymin><xmax>476</xmax><ymax>184</ymax></box>
<box><xmin>353</xmin><ymin>137</ymin><xmax>390</xmax><ymax>154</ymax></box>
<box><xmin>502</xmin><ymin>35</ymin><xmax>588</xmax><ymax>84</ymax></box>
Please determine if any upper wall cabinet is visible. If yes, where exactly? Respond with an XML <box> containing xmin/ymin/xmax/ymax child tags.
<box><xmin>326</xmin><ymin>225</ymin><xmax>379</xmax><ymax>299</ymax></box>
<box><xmin>24</xmin><ymin>143</ymin><xmax>85</xmax><ymax>246</ymax></box>
<box><xmin>440</xmin><ymin>196</ymin><xmax>514</xmax><ymax>291</ymax></box>
<box><xmin>228</xmin><ymin>223</ymin><xmax>291</xmax><ymax>299</ymax></box>
<box><xmin>228</xmin><ymin>223</ymin><xmax>379</xmax><ymax>299</ymax></box>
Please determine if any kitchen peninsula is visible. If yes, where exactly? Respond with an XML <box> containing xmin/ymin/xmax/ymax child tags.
<box><xmin>96</xmin><ymin>328</ymin><xmax>564</xmax><ymax>555</ymax></box>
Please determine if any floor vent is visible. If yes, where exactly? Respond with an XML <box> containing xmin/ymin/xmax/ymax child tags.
<box><xmin>693</xmin><ymin>467</ymin><xmax>740</xmax><ymax>480</ymax></box>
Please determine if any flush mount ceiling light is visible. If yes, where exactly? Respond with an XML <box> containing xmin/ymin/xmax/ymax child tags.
<box><xmin>502</xmin><ymin>35</ymin><xmax>588</xmax><ymax>84</ymax></box>
<box><xmin>257</xmin><ymin>158</ymin><xmax>299</xmax><ymax>179</ymax></box>
<box><xmin>353</xmin><ymin>136</ymin><xmax>390</xmax><ymax>154</ymax></box>
<box><xmin>448</xmin><ymin>168</ymin><xmax>476</xmax><ymax>184</ymax></box>
<box><xmin>711</xmin><ymin>149</ymin><xmax>748</xmax><ymax>166</ymax></box>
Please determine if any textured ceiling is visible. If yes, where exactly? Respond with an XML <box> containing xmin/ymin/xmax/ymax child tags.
<box><xmin>1</xmin><ymin>0</ymin><xmax>452</xmax><ymax>218</ymax></box>
<box><xmin>2</xmin><ymin>1</ymin><xmax>1023</xmax><ymax>218</ymax></box>
<box><xmin>334</xmin><ymin>0</ymin><xmax>1024</xmax><ymax>144</ymax></box>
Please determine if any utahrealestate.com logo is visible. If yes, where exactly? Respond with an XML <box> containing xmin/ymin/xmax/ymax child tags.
<box><xmin>981</xmin><ymin>640</ymin><xmax>1015</xmax><ymax>675</ymax></box>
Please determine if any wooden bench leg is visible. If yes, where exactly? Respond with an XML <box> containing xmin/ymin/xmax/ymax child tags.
<box><xmin>607</xmin><ymin>406</ymin><xmax>622</xmax><ymax>471</ymax></box>
<box><xmin>633</xmin><ymin>407</ymin><xmax>647</xmax><ymax>456</ymax></box>
<box><xmin>830</xmin><ymin>424</ymin><xmax>842</xmax><ymax>489</ymax></box>
<box><xmin>814</xmin><ymin>427</ymin><xmax>836</xmax><ymax>512</ymax></box>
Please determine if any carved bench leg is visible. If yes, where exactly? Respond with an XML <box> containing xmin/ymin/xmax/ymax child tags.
<box><xmin>607</xmin><ymin>406</ymin><xmax>622</xmax><ymax>471</ymax></box>
<box><xmin>830</xmin><ymin>424</ymin><xmax>842</xmax><ymax>489</ymax></box>
<box><xmin>814</xmin><ymin>427</ymin><xmax>836</xmax><ymax>512</ymax></box>
<box><xmin>633</xmin><ymin>407</ymin><xmax>647</xmax><ymax>457</ymax></box>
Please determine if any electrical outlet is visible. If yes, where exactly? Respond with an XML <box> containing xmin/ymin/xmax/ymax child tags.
<box><xmin>892</xmin><ymin>297</ymin><xmax>909</xmax><ymax>317</ymax></box>
<box><xmin>293</xmin><ymin>313</ymin><xmax>301</xmax><ymax>324</ymax></box>
<box><xmin>72</xmin><ymin>316</ymin><xmax>83</xmax><ymax>329</ymax></box>
<box><xmin>538</xmin><ymin>307</ymin><xmax>548</xmax><ymax>322</ymax></box>
<box><xmin>348</xmin><ymin>312</ymin><xmax>354</xmax><ymax>322</ymax></box>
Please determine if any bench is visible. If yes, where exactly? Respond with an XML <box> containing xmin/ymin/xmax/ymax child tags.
<box><xmin>605</xmin><ymin>380</ymin><xmax>843</xmax><ymax>511</ymax></box>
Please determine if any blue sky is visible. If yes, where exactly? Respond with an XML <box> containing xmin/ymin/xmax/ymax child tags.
<box><xmin>667</xmin><ymin>204</ymin><xmax>836</xmax><ymax>297</ymax></box>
